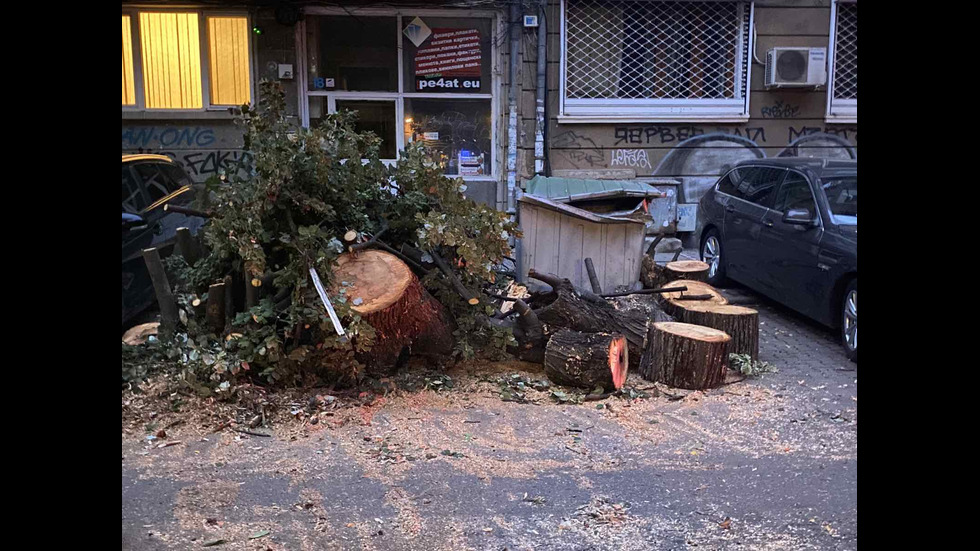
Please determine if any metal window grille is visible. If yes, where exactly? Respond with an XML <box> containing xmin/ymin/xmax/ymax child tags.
<box><xmin>832</xmin><ymin>2</ymin><xmax>857</xmax><ymax>100</ymax></box>
<box><xmin>564</xmin><ymin>0</ymin><xmax>749</xmax><ymax>101</ymax></box>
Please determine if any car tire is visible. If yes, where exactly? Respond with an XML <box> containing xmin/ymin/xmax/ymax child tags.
<box><xmin>841</xmin><ymin>279</ymin><xmax>857</xmax><ymax>362</ymax></box>
<box><xmin>700</xmin><ymin>229</ymin><xmax>727</xmax><ymax>286</ymax></box>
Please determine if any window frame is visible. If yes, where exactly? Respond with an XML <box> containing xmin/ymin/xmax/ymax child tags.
<box><xmin>295</xmin><ymin>6</ymin><xmax>499</xmax><ymax>181</ymax></box>
<box><xmin>559</xmin><ymin>0</ymin><xmax>754</xmax><ymax>123</ymax></box>
<box><xmin>825</xmin><ymin>0</ymin><xmax>857</xmax><ymax>123</ymax></box>
<box><xmin>770</xmin><ymin>169</ymin><xmax>823</xmax><ymax>228</ymax></box>
<box><xmin>121</xmin><ymin>8</ymin><xmax>256</xmax><ymax>115</ymax></box>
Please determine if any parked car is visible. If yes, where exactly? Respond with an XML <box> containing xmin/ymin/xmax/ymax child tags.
<box><xmin>122</xmin><ymin>154</ymin><xmax>205</xmax><ymax>326</ymax></box>
<box><xmin>695</xmin><ymin>158</ymin><xmax>857</xmax><ymax>361</ymax></box>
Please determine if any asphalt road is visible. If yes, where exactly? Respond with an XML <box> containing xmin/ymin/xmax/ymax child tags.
<box><xmin>122</xmin><ymin>274</ymin><xmax>857</xmax><ymax>551</ymax></box>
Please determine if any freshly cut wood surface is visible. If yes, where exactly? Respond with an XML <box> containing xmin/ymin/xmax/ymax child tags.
<box><xmin>657</xmin><ymin>280</ymin><xmax>727</xmax><ymax>317</ymax></box>
<box><xmin>331</xmin><ymin>250</ymin><xmax>453</xmax><ymax>373</ymax></box>
<box><xmin>664</xmin><ymin>260</ymin><xmax>710</xmax><ymax>283</ymax></box>
<box><xmin>333</xmin><ymin>250</ymin><xmax>413</xmax><ymax>315</ymax></box>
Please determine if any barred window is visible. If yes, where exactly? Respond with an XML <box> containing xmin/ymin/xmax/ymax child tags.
<box><xmin>827</xmin><ymin>1</ymin><xmax>856</xmax><ymax>121</ymax></box>
<box><xmin>561</xmin><ymin>0</ymin><xmax>752</xmax><ymax>121</ymax></box>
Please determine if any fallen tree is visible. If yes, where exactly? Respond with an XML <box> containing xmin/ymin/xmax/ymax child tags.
<box><xmin>544</xmin><ymin>329</ymin><xmax>628</xmax><ymax>390</ymax></box>
<box><xmin>145</xmin><ymin>81</ymin><xmax>520</xmax><ymax>388</ymax></box>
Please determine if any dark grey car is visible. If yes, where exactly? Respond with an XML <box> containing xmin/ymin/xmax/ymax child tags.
<box><xmin>695</xmin><ymin>158</ymin><xmax>857</xmax><ymax>361</ymax></box>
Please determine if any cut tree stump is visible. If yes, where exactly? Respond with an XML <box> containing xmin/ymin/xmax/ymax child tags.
<box><xmin>544</xmin><ymin>329</ymin><xmax>628</xmax><ymax>390</ymax></box>
<box><xmin>677</xmin><ymin>303</ymin><xmax>759</xmax><ymax>363</ymax></box>
<box><xmin>663</xmin><ymin>261</ymin><xmax>710</xmax><ymax>283</ymax></box>
<box><xmin>657</xmin><ymin>280</ymin><xmax>728</xmax><ymax>318</ymax></box>
<box><xmin>639</xmin><ymin>322</ymin><xmax>730</xmax><ymax>390</ymax></box>
<box><xmin>332</xmin><ymin>250</ymin><xmax>454</xmax><ymax>373</ymax></box>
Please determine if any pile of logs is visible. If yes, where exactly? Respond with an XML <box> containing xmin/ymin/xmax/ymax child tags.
<box><xmin>142</xmin><ymin>219</ymin><xmax>759</xmax><ymax>393</ymax></box>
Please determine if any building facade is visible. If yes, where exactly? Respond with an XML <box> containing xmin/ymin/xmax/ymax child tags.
<box><xmin>122</xmin><ymin>0</ymin><xmax>856</xmax><ymax>234</ymax></box>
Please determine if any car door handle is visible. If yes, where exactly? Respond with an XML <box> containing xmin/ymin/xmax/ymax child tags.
<box><xmin>763</xmin><ymin>220</ymin><xmax>773</xmax><ymax>228</ymax></box>
<box><xmin>725</xmin><ymin>205</ymin><xmax>735</xmax><ymax>213</ymax></box>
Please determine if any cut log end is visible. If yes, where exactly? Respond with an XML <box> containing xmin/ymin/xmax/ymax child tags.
<box><xmin>664</xmin><ymin>260</ymin><xmax>710</xmax><ymax>283</ymax></box>
<box><xmin>658</xmin><ymin>279</ymin><xmax>728</xmax><ymax>318</ymax></box>
<box><xmin>251</xmin><ymin>278</ymin><xmax>262</xmax><ymax>288</ymax></box>
<box><xmin>639</xmin><ymin>322</ymin><xmax>730</xmax><ymax>390</ymax></box>
<box><xmin>467</xmin><ymin>297</ymin><xmax>480</xmax><ymax>306</ymax></box>
<box><xmin>344</xmin><ymin>230</ymin><xmax>358</xmax><ymax>242</ymax></box>
<box><xmin>609</xmin><ymin>335</ymin><xmax>628</xmax><ymax>390</ymax></box>
<box><xmin>333</xmin><ymin>250</ymin><xmax>413</xmax><ymax>315</ymax></box>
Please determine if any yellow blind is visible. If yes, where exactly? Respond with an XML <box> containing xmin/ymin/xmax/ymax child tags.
<box><xmin>208</xmin><ymin>16</ymin><xmax>251</xmax><ymax>106</ymax></box>
<box><xmin>139</xmin><ymin>12</ymin><xmax>203</xmax><ymax>109</ymax></box>
<box><xmin>122</xmin><ymin>16</ymin><xmax>136</xmax><ymax>105</ymax></box>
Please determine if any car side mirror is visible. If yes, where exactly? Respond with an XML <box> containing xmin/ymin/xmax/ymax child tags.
<box><xmin>122</xmin><ymin>213</ymin><xmax>148</xmax><ymax>232</ymax></box>
<box><xmin>782</xmin><ymin>208</ymin><xmax>817</xmax><ymax>227</ymax></box>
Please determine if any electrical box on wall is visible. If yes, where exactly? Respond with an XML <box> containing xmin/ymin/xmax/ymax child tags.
<box><xmin>278</xmin><ymin>64</ymin><xmax>294</xmax><ymax>80</ymax></box>
<box><xmin>765</xmin><ymin>47</ymin><xmax>826</xmax><ymax>88</ymax></box>
<box><xmin>523</xmin><ymin>15</ymin><xmax>539</xmax><ymax>27</ymax></box>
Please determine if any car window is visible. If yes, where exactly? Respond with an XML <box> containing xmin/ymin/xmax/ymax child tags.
<box><xmin>122</xmin><ymin>166</ymin><xmax>146</xmax><ymax>214</ymax></box>
<box><xmin>731</xmin><ymin>167</ymin><xmax>782</xmax><ymax>208</ymax></box>
<box><xmin>133</xmin><ymin>162</ymin><xmax>188</xmax><ymax>204</ymax></box>
<box><xmin>716</xmin><ymin>170</ymin><xmax>741</xmax><ymax>199</ymax></box>
<box><xmin>821</xmin><ymin>176</ymin><xmax>857</xmax><ymax>222</ymax></box>
<box><xmin>773</xmin><ymin>172</ymin><xmax>817</xmax><ymax>215</ymax></box>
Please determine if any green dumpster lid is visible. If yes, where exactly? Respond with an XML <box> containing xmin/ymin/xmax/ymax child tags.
<box><xmin>524</xmin><ymin>175</ymin><xmax>667</xmax><ymax>203</ymax></box>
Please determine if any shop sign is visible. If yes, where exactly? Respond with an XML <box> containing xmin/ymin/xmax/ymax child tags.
<box><xmin>414</xmin><ymin>28</ymin><xmax>482</xmax><ymax>92</ymax></box>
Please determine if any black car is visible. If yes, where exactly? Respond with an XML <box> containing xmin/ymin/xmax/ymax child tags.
<box><xmin>122</xmin><ymin>154</ymin><xmax>205</xmax><ymax>325</ymax></box>
<box><xmin>695</xmin><ymin>158</ymin><xmax>857</xmax><ymax>361</ymax></box>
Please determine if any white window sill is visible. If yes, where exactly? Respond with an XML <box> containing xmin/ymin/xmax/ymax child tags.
<box><xmin>558</xmin><ymin>115</ymin><xmax>750</xmax><ymax>124</ymax></box>
<box><xmin>825</xmin><ymin>115</ymin><xmax>857</xmax><ymax>124</ymax></box>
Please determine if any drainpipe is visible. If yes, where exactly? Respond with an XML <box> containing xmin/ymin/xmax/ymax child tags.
<box><xmin>534</xmin><ymin>0</ymin><xmax>547</xmax><ymax>176</ymax></box>
<box><xmin>506</xmin><ymin>1</ymin><xmax>521</xmax><ymax>214</ymax></box>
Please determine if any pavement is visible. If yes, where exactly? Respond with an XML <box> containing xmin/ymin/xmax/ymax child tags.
<box><xmin>122</xmin><ymin>259</ymin><xmax>857</xmax><ymax>550</ymax></box>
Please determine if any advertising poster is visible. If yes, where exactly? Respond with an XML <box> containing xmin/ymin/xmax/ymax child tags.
<box><xmin>414</xmin><ymin>28</ymin><xmax>482</xmax><ymax>92</ymax></box>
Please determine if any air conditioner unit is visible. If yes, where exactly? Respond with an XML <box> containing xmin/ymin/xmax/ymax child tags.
<box><xmin>765</xmin><ymin>47</ymin><xmax>827</xmax><ymax>88</ymax></box>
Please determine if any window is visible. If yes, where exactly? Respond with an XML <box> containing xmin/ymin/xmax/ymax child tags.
<box><xmin>122</xmin><ymin>11</ymin><xmax>252</xmax><ymax>110</ymax></box>
<box><xmin>561</xmin><ymin>0</ymin><xmax>752</xmax><ymax>121</ymax></box>
<box><xmin>772</xmin><ymin>172</ymin><xmax>816</xmax><ymax>215</ymax></box>
<box><xmin>303</xmin><ymin>12</ymin><xmax>495</xmax><ymax>176</ymax></box>
<box><xmin>827</xmin><ymin>1</ymin><xmax>857</xmax><ymax>122</ymax></box>
<box><xmin>724</xmin><ymin>167</ymin><xmax>782</xmax><ymax>207</ymax></box>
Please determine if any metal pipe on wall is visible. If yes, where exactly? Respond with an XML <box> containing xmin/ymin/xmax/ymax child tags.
<box><xmin>534</xmin><ymin>0</ymin><xmax>547</xmax><ymax>175</ymax></box>
<box><xmin>506</xmin><ymin>0</ymin><xmax>521</xmax><ymax>214</ymax></box>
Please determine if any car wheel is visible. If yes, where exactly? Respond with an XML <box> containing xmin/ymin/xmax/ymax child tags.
<box><xmin>700</xmin><ymin>229</ymin><xmax>727</xmax><ymax>286</ymax></box>
<box><xmin>841</xmin><ymin>279</ymin><xmax>857</xmax><ymax>362</ymax></box>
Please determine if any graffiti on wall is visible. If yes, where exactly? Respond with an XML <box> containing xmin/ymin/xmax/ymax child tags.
<box><xmin>122</xmin><ymin>126</ymin><xmax>219</xmax><ymax>149</ymax></box>
<box><xmin>610</xmin><ymin>149</ymin><xmax>653</xmax><ymax>169</ymax></box>
<box><xmin>551</xmin><ymin>122</ymin><xmax>858</xmax><ymax>206</ymax></box>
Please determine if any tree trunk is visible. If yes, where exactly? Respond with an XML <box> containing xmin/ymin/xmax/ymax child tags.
<box><xmin>142</xmin><ymin>247</ymin><xmax>178</xmax><ymax>338</ymax></box>
<box><xmin>332</xmin><ymin>250</ymin><xmax>454</xmax><ymax>374</ymax></box>
<box><xmin>677</xmin><ymin>304</ymin><xmax>759</xmax><ymax>363</ymax></box>
<box><xmin>657</xmin><ymin>280</ymin><xmax>728</xmax><ymax>318</ymax></box>
<box><xmin>663</xmin><ymin>261</ymin><xmax>710</xmax><ymax>283</ymax></box>
<box><xmin>545</xmin><ymin>329</ymin><xmax>628</xmax><ymax>390</ymax></box>
<box><xmin>528</xmin><ymin>270</ymin><xmax>648</xmax><ymax>370</ymax></box>
<box><xmin>639</xmin><ymin>322</ymin><xmax>730</xmax><ymax>390</ymax></box>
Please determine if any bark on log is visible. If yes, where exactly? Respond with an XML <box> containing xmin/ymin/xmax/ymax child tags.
<box><xmin>142</xmin><ymin>248</ymin><xmax>178</xmax><ymax>337</ymax></box>
<box><xmin>528</xmin><ymin>269</ymin><xmax>648</xmax><ymax>370</ymax></box>
<box><xmin>663</xmin><ymin>261</ymin><xmax>710</xmax><ymax>283</ymax></box>
<box><xmin>175</xmin><ymin>227</ymin><xmax>199</xmax><ymax>265</ymax></box>
<box><xmin>544</xmin><ymin>329</ymin><xmax>628</xmax><ymax>390</ymax></box>
<box><xmin>332</xmin><ymin>250</ymin><xmax>454</xmax><ymax>374</ymax></box>
<box><xmin>206</xmin><ymin>282</ymin><xmax>226</xmax><ymax>335</ymax></box>
<box><xmin>639</xmin><ymin>322</ymin><xmax>730</xmax><ymax>390</ymax></box>
<box><xmin>657</xmin><ymin>280</ymin><xmax>728</xmax><ymax>318</ymax></box>
<box><xmin>640</xmin><ymin>255</ymin><xmax>663</xmax><ymax>289</ymax></box>
<box><xmin>609</xmin><ymin>294</ymin><xmax>675</xmax><ymax>324</ymax></box>
<box><xmin>677</xmin><ymin>304</ymin><xmax>759</xmax><ymax>362</ymax></box>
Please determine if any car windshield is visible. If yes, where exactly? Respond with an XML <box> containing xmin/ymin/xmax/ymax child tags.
<box><xmin>821</xmin><ymin>176</ymin><xmax>857</xmax><ymax>225</ymax></box>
